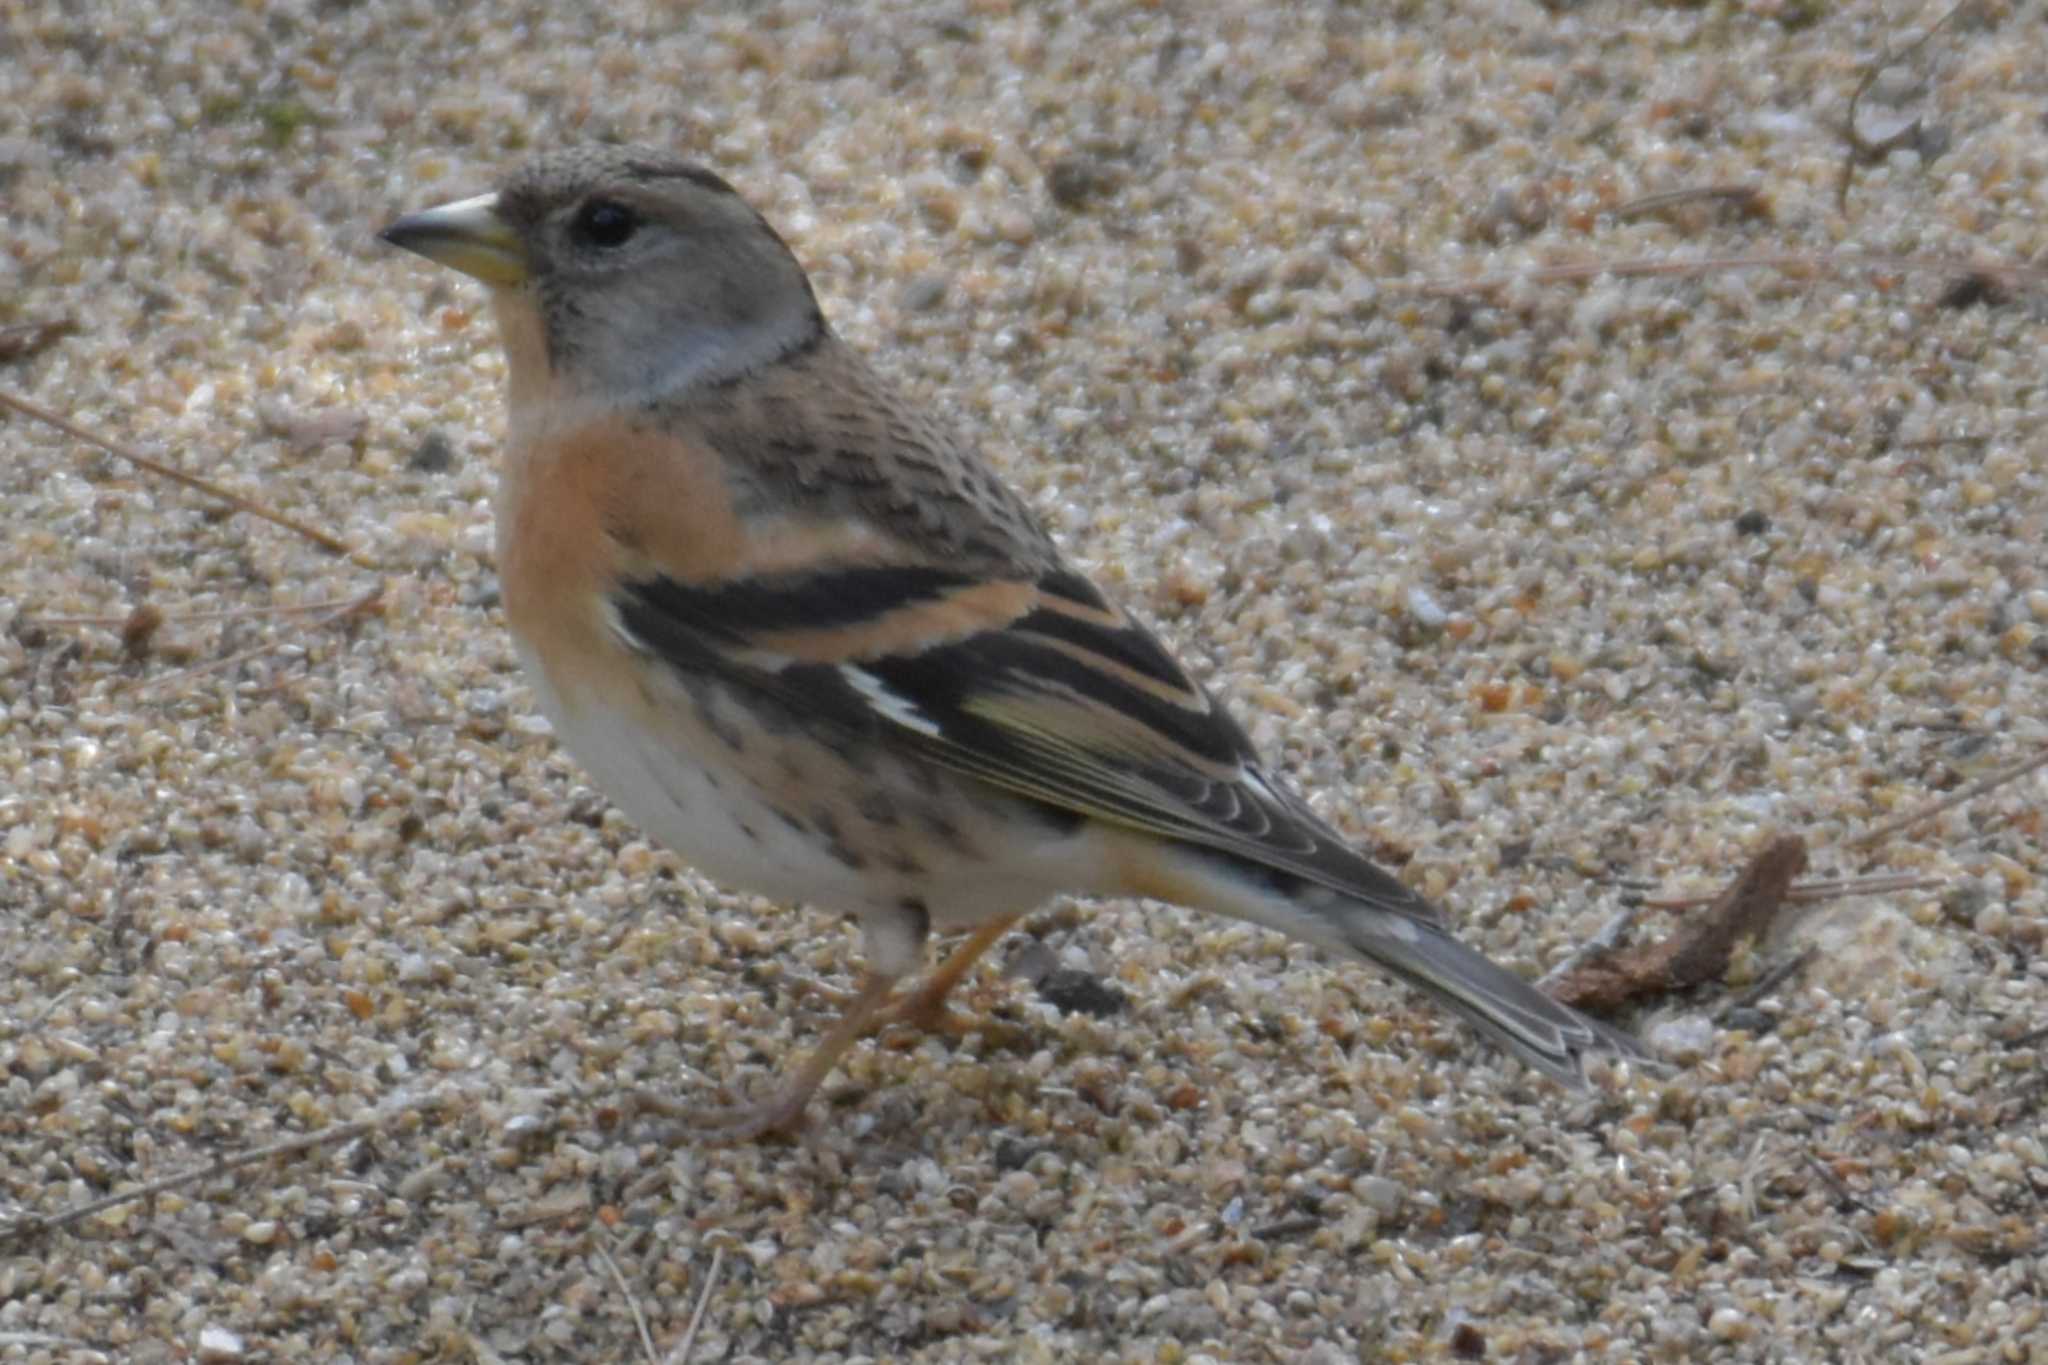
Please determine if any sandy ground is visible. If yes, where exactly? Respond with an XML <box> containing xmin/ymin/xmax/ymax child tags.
<box><xmin>3</xmin><ymin>1</ymin><xmax>2045</xmax><ymax>1360</ymax></box>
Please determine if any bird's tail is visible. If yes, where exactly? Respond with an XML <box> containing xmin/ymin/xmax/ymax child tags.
<box><xmin>1133</xmin><ymin>842</ymin><xmax>1648</xmax><ymax>1086</ymax></box>
<box><xmin>1325</xmin><ymin>908</ymin><xmax>1646</xmax><ymax>1086</ymax></box>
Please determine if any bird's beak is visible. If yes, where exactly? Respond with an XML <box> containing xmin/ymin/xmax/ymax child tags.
<box><xmin>380</xmin><ymin>192</ymin><xmax>529</xmax><ymax>287</ymax></box>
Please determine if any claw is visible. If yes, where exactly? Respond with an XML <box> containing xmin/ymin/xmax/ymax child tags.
<box><xmin>632</xmin><ymin>1086</ymin><xmax>812</xmax><ymax>1144</ymax></box>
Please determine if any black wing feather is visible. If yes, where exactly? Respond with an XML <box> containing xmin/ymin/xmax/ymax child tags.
<box><xmin>610</xmin><ymin>565</ymin><xmax>1437</xmax><ymax>920</ymax></box>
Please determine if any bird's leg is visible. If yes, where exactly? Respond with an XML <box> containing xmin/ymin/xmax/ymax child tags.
<box><xmin>639</xmin><ymin>969</ymin><xmax>901</xmax><ymax>1143</ymax></box>
<box><xmin>871</xmin><ymin>914</ymin><xmax>1023</xmax><ymax>1036</ymax></box>
<box><xmin>781</xmin><ymin>915</ymin><xmax>1024</xmax><ymax>1038</ymax></box>
<box><xmin>639</xmin><ymin>918</ymin><xmax>1028</xmax><ymax>1143</ymax></box>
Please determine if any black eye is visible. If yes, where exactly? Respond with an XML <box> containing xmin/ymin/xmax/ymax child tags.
<box><xmin>570</xmin><ymin>199</ymin><xmax>639</xmax><ymax>249</ymax></box>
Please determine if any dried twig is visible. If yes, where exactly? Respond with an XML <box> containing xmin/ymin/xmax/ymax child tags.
<box><xmin>1248</xmin><ymin>1215</ymin><xmax>1322</xmax><ymax>1242</ymax></box>
<box><xmin>666</xmin><ymin>1245</ymin><xmax>725</xmax><ymax>1365</ymax></box>
<box><xmin>1801</xmin><ymin>1151</ymin><xmax>1876</xmax><ymax>1215</ymax></box>
<box><xmin>0</xmin><ymin>318</ymin><xmax>79</xmax><ymax>364</ymax></box>
<box><xmin>0</xmin><ymin>1086</ymin><xmax>448</xmax><ymax>1245</ymax></box>
<box><xmin>1547</xmin><ymin>834</ymin><xmax>1807</xmax><ymax>1012</ymax></box>
<box><xmin>596</xmin><ymin>1239</ymin><xmax>660</xmax><ymax>1365</ymax></box>
<box><xmin>109</xmin><ymin>584</ymin><xmax>385</xmax><ymax>695</ymax></box>
<box><xmin>1613</xmin><ymin>184</ymin><xmax>1766</xmax><ymax>222</ymax></box>
<box><xmin>1641</xmin><ymin>871</ymin><xmax>1943</xmax><ymax>911</ymax></box>
<box><xmin>1719</xmin><ymin>945</ymin><xmax>1821</xmax><ymax>1020</ymax></box>
<box><xmin>1393</xmin><ymin>250</ymin><xmax>2046</xmax><ymax>300</ymax></box>
<box><xmin>0</xmin><ymin>389</ymin><xmax>354</xmax><ymax>556</ymax></box>
<box><xmin>1892</xmin><ymin>432</ymin><xmax>1992</xmax><ymax>451</ymax></box>
<box><xmin>1538</xmin><ymin>901</ymin><xmax>1648</xmax><ymax>992</ymax></box>
<box><xmin>2003</xmin><ymin>1023</ymin><xmax>2048</xmax><ymax>1051</ymax></box>
<box><xmin>1838</xmin><ymin>1</ymin><xmax>1972</xmax><ymax>212</ymax></box>
<box><xmin>1543</xmin><ymin>736</ymin><xmax>2040</xmax><ymax>1014</ymax></box>
<box><xmin>1992</xmin><ymin>1071</ymin><xmax>2048</xmax><ymax>1128</ymax></box>
<box><xmin>1852</xmin><ymin>746</ymin><xmax>2048</xmax><ymax>849</ymax></box>
<box><xmin>26</xmin><ymin>594</ymin><xmax>387</xmax><ymax>629</ymax></box>
<box><xmin>26</xmin><ymin>984</ymin><xmax>78</xmax><ymax>1033</ymax></box>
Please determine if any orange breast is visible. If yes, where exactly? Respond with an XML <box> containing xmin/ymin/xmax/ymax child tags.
<box><xmin>494</xmin><ymin>415</ymin><xmax>747</xmax><ymax>678</ymax></box>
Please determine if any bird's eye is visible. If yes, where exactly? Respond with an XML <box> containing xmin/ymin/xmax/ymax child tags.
<box><xmin>570</xmin><ymin>199</ymin><xmax>640</xmax><ymax>249</ymax></box>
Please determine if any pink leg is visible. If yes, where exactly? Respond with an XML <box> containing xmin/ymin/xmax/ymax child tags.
<box><xmin>637</xmin><ymin>970</ymin><xmax>900</xmax><ymax>1143</ymax></box>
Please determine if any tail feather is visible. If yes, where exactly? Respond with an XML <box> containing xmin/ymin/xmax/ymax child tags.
<box><xmin>1341</xmin><ymin>917</ymin><xmax>1647</xmax><ymax>1086</ymax></box>
<box><xmin>1151</xmin><ymin>843</ymin><xmax>1648</xmax><ymax>1086</ymax></box>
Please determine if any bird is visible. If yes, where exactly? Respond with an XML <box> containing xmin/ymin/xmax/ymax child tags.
<box><xmin>381</xmin><ymin>145</ymin><xmax>1645</xmax><ymax>1141</ymax></box>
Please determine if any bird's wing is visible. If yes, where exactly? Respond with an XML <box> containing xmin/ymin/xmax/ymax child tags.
<box><xmin>609</xmin><ymin>557</ymin><xmax>1442</xmax><ymax>925</ymax></box>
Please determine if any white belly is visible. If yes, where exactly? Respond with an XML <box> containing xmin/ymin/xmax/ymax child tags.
<box><xmin>523</xmin><ymin>662</ymin><xmax>875</xmax><ymax>909</ymax></box>
<box><xmin>517</xmin><ymin>643</ymin><xmax>1114</xmax><ymax>939</ymax></box>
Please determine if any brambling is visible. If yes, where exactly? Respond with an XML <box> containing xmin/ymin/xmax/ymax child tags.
<box><xmin>382</xmin><ymin>146</ymin><xmax>1644</xmax><ymax>1141</ymax></box>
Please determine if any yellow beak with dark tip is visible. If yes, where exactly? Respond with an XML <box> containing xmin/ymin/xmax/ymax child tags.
<box><xmin>380</xmin><ymin>192</ymin><xmax>529</xmax><ymax>287</ymax></box>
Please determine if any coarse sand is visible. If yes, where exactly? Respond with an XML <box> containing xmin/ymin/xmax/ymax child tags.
<box><xmin>3</xmin><ymin>2</ymin><xmax>2045</xmax><ymax>1360</ymax></box>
